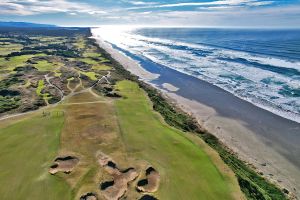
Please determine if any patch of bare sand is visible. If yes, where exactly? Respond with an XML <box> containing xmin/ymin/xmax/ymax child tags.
<box><xmin>162</xmin><ymin>83</ymin><xmax>179</xmax><ymax>92</ymax></box>
<box><xmin>137</xmin><ymin>167</ymin><xmax>160</xmax><ymax>193</ymax></box>
<box><xmin>165</xmin><ymin>91</ymin><xmax>300</xmax><ymax>198</ymax></box>
<box><xmin>80</xmin><ymin>193</ymin><xmax>98</xmax><ymax>200</ymax></box>
<box><xmin>97</xmin><ymin>152</ymin><xmax>139</xmax><ymax>200</ymax></box>
<box><xmin>139</xmin><ymin>195</ymin><xmax>158</xmax><ymax>200</ymax></box>
<box><xmin>49</xmin><ymin>156</ymin><xmax>79</xmax><ymax>174</ymax></box>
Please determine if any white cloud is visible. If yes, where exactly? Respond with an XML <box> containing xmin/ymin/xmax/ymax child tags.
<box><xmin>128</xmin><ymin>1</ymin><xmax>158</xmax><ymax>5</ymax></box>
<box><xmin>127</xmin><ymin>0</ymin><xmax>274</xmax><ymax>10</ymax></box>
<box><xmin>95</xmin><ymin>4</ymin><xmax>300</xmax><ymax>28</ymax></box>
<box><xmin>142</xmin><ymin>5</ymin><xmax>300</xmax><ymax>27</ymax></box>
<box><xmin>0</xmin><ymin>0</ymin><xmax>106</xmax><ymax>15</ymax></box>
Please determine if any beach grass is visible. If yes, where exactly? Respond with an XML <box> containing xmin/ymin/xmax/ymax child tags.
<box><xmin>0</xmin><ymin>110</ymin><xmax>71</xmax><ymax>200</ymax></box>
<box><xmin>115</xmin><ymin>80</ymin><xmax>235</xmax><ymax>200</ymax></box>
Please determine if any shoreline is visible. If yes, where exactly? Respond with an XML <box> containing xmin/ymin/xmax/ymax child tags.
<box><xmin>151</xmin><ymin>66</ymin><xmax>300</xmax><ymax>199</ymax></box>
<box><xmin>90</xmin><ymin>35</ymin><xmax>160</xmax><ymax>81</ymax></box>
<box><xmin>91</xmin><ymin>33</ymin><xmax>299</xmax><ymax>199</ymax></box>
<box><xmin>163</xmin><ymin>90</ymin><xmax>300</xmax><ymax>198</ymax></box>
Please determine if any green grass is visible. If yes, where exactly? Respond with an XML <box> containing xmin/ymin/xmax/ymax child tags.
<box><xmin>100</xmin><ymin>58</ymin><xmax>111</xmax><ymax>63</ymax></box>
<box><xmin>33</xmin><ymin>60</ymin><xmax>63</xmax><ymax>72</ymax></box>
<box><xmin>115</xmin><ymin>80</ymin><xmax>234</xmax><ymax>200</ymax></box>
<box><xmin>0</xmin><ymin>110</ymin><xmax>71</xmax><ymax>200</ymax></box>
<box><xmin>67</xmin><ymin>77</ymin><xmax>74</xmax><ymax>81</ymax></box>
<box><xmin>24</xmin><ymin>80</ymin><xmax>31</xmax><ymax>88</ymax></box>
<box><xmin>138</xmin><ymin>82</ymin><xmax>287</xmax><ymax>200</ymax></box>
<box><xmin>0</xmin><ymin>55</ymin><xmax>34</xmax><ymax>71</ymax></box>
<box><xmin>92</xmin><ymin>64</ymin><xmax>111</xmax><ymax>71</ymax></box>
<box><xmin>54</xmin><ymin>70</ymin><xmax>62</xmax><ymax>77</ymax></box>
<box><xmin>36</xmin><ymin>80</ymin><xmax>45</xmax><ymax>96</ymax></box>
<box><xmin>36</xmin><ymin>80</ymin><xmax>51</xmax><ymax>101</ymax></box>
<box><xmin>0</xmin><ymin>54</ymin><xmax>47</xmax><ymax>72</ymax></box>
<box><xmin>83</xmin><ymin>52</ymin><xmax>102</xmax><ymax>58</ymax></box>
<box><xmin>79</xmin><ymin>71</ymin><xmax>98</xmax><ymax>81</ymax></box>
<box><xmin>0</xmin><ymin>43</ymin><xmax>23</xmax><ymax>56</ymax></box>
<box><xmin>79</xmin><ymin>57</ymin><xmax>110</xmax><ymax>65</ymax></box>
<box><xmin>75</xmin><ymin>37</ymin><xmax>86</xmax><ymax>49</ymax></box>
<box><xmin>33</xmin><ymin>60</ymin><xmax>54</xmax><ymax>71</ymax></box>
<box><xmin>79</xmin><ymin>58</ymin><xmax>99</xmax><ymax>65</ymax></box>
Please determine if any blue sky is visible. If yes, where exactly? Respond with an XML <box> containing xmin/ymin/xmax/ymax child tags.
<box><xmin>0</xmin><ymin>0</ymin><xmax>300</xmax><ymax>27</ymax></box>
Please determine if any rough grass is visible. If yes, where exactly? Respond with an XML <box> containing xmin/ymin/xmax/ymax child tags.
<box><xmin>76</xmin><ymin>38</ymin><xmax>86</xmax><ymax>49</ymax></box>
<box><xmin>0</xmin><ymin>110</ymin><xmax>71</xmax><ymax>200</ymax></box>
<box><xmin>0</xmin><ymin>43</ymin><xmax>23</xmax><ymax>56</ymax></box>
<box><xmin>0</xmin><ymin>96</ymin><xmax>20</xmax><ymax>113</ymax></box>
<box><xmin>33</xmin><ymin>60</ymin><xmax>57</xmax><ymax>71</ymax></box>
<box><xmin>83</xmin><ymin>52</ymin><xmax>102</xmax><ymax>58</ymax></box>
<box><xmin>0</xmin><ymin>55</ymin><xmax>34</xmax><ymax>71</ymax></box>
<box><xmin>92</xmin><ymin>64</ymin><xmax>112</xmax><ymax>71</ymax></box>
<box><xmin>115</xmin><ymin>80</ymin><xmax>235</xmax><ymax>200</ymax></box>
<box><xmin>59</xmin><ymin>91</ymin><xmax>123</xmax><ymax>199</ymax></box>
<box><xmin>0</xmin><ymin>54</ymin><xmax>47</xmax><ymax>71</ymax></box>
<box><xmin>54</xmin><ymin>69</ymin><xmax>62</xmax><ymax>77</ymax></box>
<box><xmin>79</xmin><ymin>58</ymin><xmax>99</xmax><ymax>65</ymax></box>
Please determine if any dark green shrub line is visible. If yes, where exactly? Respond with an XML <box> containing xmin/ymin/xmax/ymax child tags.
<box><xmin>89</xmin><ymin>36</ymin><xmax>288</xmax><ymax>200</ymax></box>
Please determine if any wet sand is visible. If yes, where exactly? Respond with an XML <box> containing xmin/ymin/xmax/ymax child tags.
<box><xmin>92</xmin><ymin>35</ymin><xmax>300</xmax><ymax>198</ymax></box>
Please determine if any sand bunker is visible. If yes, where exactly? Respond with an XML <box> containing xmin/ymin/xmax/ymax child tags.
<box><xmin>137</xmin><ymin>167</ymin><xmax>160</xmax><ymax>193</ymax></box>
<box><xmin>97</xmin><ymin>152</ymin><xmax>139</xmax><ymax>200</ymax></box>
<box><xmin>97</xmin><ymin>152</ymin><xmax>120</xmax><ymax>176</ymax></box>
<box><xmin>80</xmin><ymin>193</ymin><xmax>98</xmax><ymax>200</ymax></box>
<box><xmin>139</xmin><ymin>195</ymin><xmax>158</xmax><ymax>200</ymax></box>
<box><xmin>49</xmin><ymin>156</ymin><xmax>79</xmax><ymax>175</ymax></box>
<box><xmin>100</xmin><ymin>168</ymin><xmax>139</xmax><ymax>200</ymax></box>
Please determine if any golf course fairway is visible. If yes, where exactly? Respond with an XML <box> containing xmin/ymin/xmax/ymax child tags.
<box><xmin>115</xmin><ymin>80</ymin><xmax>238</xmax><ymax>200</ymax></box>
<box><xmin>0</xmin><ymin>110</ymin><xmax>71</xmax><ymax>200</ymax></box>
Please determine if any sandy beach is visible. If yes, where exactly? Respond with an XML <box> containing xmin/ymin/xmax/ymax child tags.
<box><xmin>92</xmin><ymin>36</ymin><xmax>160</xmax><ymax>81</ymax></box>
<box><xmin>93</xmin><ymin>35</ymin><xmax>300</xmax><ymax>199</ymax></box>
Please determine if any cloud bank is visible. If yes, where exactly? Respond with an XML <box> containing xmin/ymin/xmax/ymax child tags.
<box><xmin>0</xmin><ymin>0</ymin><xmax>299</xmax><ymax>27</ymax></box>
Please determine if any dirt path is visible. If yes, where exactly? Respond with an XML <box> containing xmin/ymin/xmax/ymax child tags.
<box><xmin>63</xmin><ymin>100</ymin><xmax>112</xmax><ymax>105</ymax></box>
<box><xmin>45</xmin><ymin>74</ymin><xmax>64</xmax><ymax>98</ymax></box>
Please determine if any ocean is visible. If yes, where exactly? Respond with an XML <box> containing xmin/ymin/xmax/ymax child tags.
<box><xmin>92</xmin><ymin>27</ymin><xmax>300</xmax><ymax>123</ymax></box>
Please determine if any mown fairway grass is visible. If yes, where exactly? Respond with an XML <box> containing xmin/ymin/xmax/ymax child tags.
<box><xmin>0</xmin><ymin>54</ymin><xmax>47</xmax><ymax>71</ymax></box>
<box><xmin>0</xmin><ymin>55</ymin><xmax>34</xmax><ymax>71</ymax></box>
<box><xmin>36</xmin><ymin>80</ymin><xmax>51</xmax><ymax>101</ymax></box>
<box><xmin>115</xmin><ymin>80</ymin><xmax>235</xmax><ymax>200</ymax></box>
<box><xmin>33</xmin><ymin>60</ymin><xmax>62</xmax><ymax>72</ymax></box>
<box><xmin>0</xmin><ymin>110</ymin><xmax>71</xmax><ymax>200</ymax></box>
<box><xmin>79</xmin><ymin>71</ymin><xmax>98</xmax><ymax>81</ymax></box>
<box><xmin>92</xmin><ymin>64</ymin><xmax>112</xmax><ymax>71</ymax></box>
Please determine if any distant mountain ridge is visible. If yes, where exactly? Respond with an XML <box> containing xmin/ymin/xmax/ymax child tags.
<box><xmin>0</xmin><ymin>21</ymin><xmax>57</xmax><ymax>28</ymax></box>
